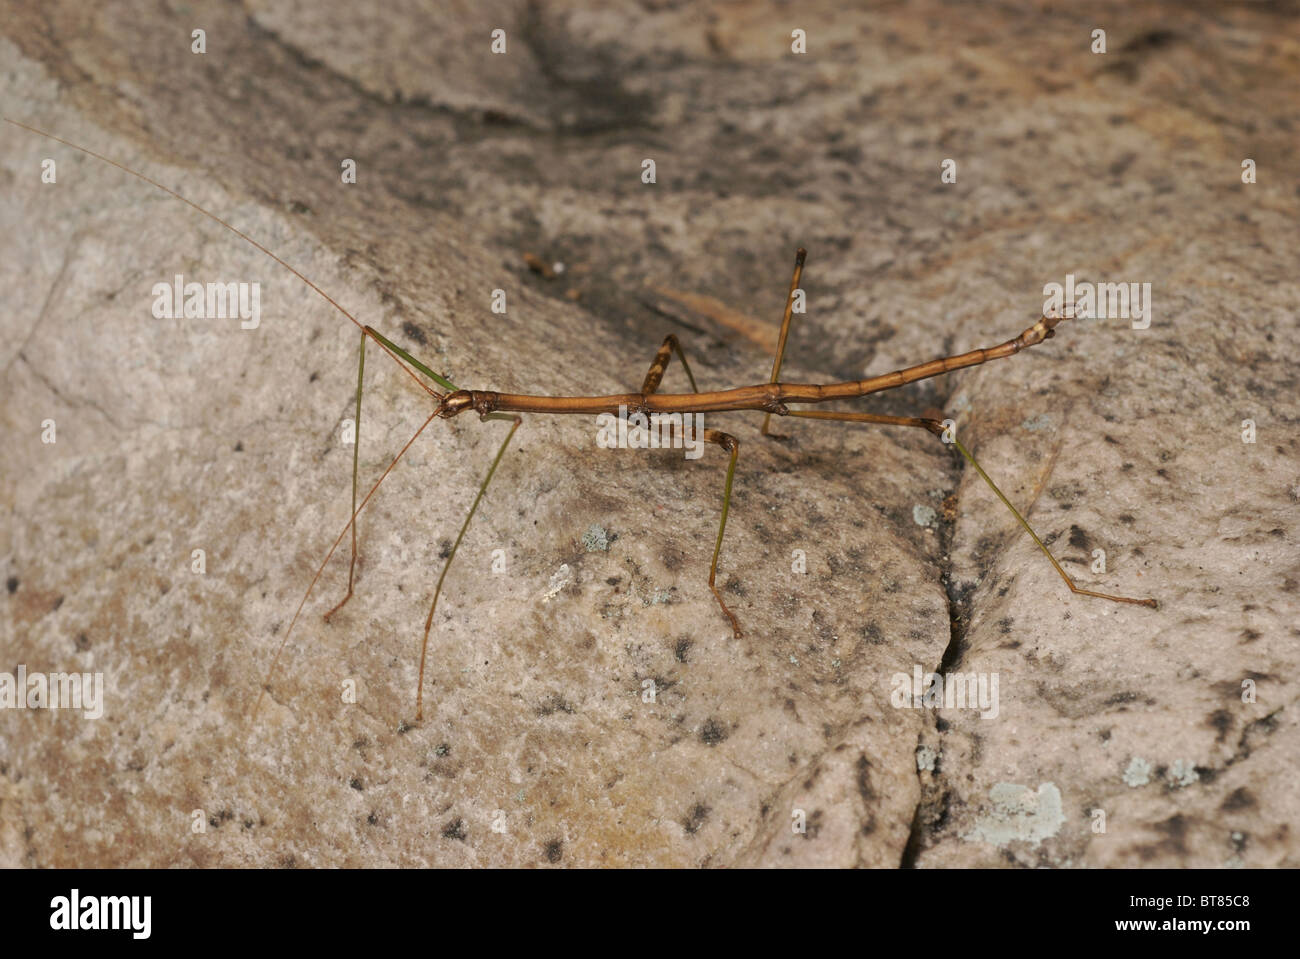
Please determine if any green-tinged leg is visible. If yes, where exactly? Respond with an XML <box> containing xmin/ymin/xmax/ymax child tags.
<box><xmin>326</xmin><ymin>325</ymin><xmax>461</xmax><ymax>622</ymax></box>
<box><xmin>642</xmin><ymin>343</ymin><xmax>742</xmax><ymax>637</ymax></box>
<box><xmin>325</xmin><ymin>328</ymin><xmax>368</xmax><ymax>622</ymax></box>
<box><xmin>416</xmin><ymin>412</ymin><xmax>522</xmax><ymax>721</ymax></box>
<box><xmin>785</xmin><ymin>407</ymin><xmax>1157</xmax><ymax>607</ymax></box>
<box><xmin>251</xmin><ymin>409</ymin><xmax>441</xmax><ymax>726</ymax></box>
<box><xmin>951</xmin><ymin>437</ymin><xmax>1158</xmax><ymax>608</ymax></box>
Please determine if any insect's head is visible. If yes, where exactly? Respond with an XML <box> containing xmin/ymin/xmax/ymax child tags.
<box><xmin>436</xmin><ymin>390</ymin><xmax>476</xmax><ymax>419</ymax></box>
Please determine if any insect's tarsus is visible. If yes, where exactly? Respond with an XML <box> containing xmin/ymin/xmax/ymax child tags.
<box><xmin>8</xmin><ymin>119</ymin><xmax>1157</xmax><ymax>731</ymax></box>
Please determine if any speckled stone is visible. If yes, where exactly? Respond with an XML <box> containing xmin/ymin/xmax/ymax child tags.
<box><xmin>1</xmin><ymin>0</ymin><xmax>1296</xmax><ymax>868</ymax></box>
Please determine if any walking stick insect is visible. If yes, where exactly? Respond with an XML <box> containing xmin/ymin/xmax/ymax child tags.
<box><xmin>6</xmin><ymin>118</ymin><xmax>1157</xmax><ymax>727</ymax></box>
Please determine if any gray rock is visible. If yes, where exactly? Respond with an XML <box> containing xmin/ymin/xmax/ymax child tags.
<box><xmin>1</xmin><ymin>1</ymin><xmax>1296</xmax><ymax>868</ymax></box>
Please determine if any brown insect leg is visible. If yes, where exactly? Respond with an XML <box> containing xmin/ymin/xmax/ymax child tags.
<box><xmin>640</xmin><ymin>333</ymin><xmax>699</xmax><ymax>395</ymax></box>
<box><xmin>761</xmin><ymin>247</ymin><xmax>807</xmax><ymax>437</ymax></box>
<box><xmin>701</xmin><ymin>427</ymin><xmax>743</xmax><ymax>638</ymax></box>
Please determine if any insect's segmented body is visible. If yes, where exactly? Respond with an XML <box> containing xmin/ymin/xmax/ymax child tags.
<box><xmin>449</xmin><ymin>314</ymin><xmax>1063</xmax><ymax>420</ymax></box>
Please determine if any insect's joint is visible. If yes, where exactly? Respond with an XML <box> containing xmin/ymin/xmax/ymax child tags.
<box><xmin>469</xmin><ymin>391</ymin><xmax>499</xmax><ymax>417</ymax></box>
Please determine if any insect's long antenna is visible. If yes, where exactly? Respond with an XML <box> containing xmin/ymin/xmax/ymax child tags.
<box><xmin>2</xmin><ymin>116</ymin><xmax>440</xmax><ymax>398</ymax></box>
<box><xmin>250</xmin><ymin>410</ymin><xmax>441</xmax><ymax>726</ymax></box>
<box><xmin>3</xmin><ymin>117</ymin><xmax>362</xmax><ymax>330</ymax></box>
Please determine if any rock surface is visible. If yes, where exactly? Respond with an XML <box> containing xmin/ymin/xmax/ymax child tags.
<box><xmin>1</xmin><ymin>0</ymin><xmax>1296</xmax><ymax>867</ymax></box>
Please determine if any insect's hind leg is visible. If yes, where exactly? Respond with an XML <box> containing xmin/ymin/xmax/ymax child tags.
<box><xmin>784</xmin><ymin>409</ymin><xmax>1158</xmax><ymax>608</ymax></box>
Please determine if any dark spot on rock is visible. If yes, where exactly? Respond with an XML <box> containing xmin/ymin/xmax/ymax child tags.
<box><xmin>1107</xmin><ymin>153</ymin><xmax>1136</xmax><ymax>177</ymax></box>
<box><xmin>544</xmin><ymin>839</ymin><xmax>563</xmax><ymax>863</ymax></box>
<box><xmin>537</xmin><ymin>693</ymin><xmax>575</xmax><ymax>716</ymax></box>
<box><xmin>682</xmin><ymin>803</ymin><xmax>710</xmax><ymax>835</ymax></box>
<box><xmin>5</xmin><ymin>576</ymin><xmax>17</xmax><ymax>594</ymax></box>
<box><xmin>1207</xmin><ymin>709</ymin><xmax>1233</xmax><ymax>742</ymax></box>
<box><xmin>1068</xmin><ymin>525</ymin><xmax>1090</xmax><ymax>550</ymax></box>
<box><xmin>442</xmin><ymin>818</ymin><xmax>467</xmax><ymax>840</ymax></box>
<box><xmin>309</xmin><ymin>371</ymin><xmax>319</xmax><ymax>382</ymax></box>
<box><xmin>856</xmin><ymin>755</ymin><xmax>877</xmax><ymax>803</ymax></box>
<box><xmin>234</xmin><ymin>441</ymin><xmax>243</xmax><ymax>452</ymax></box>
<box><xmin>401</xmin><ymin>321</ymin><xmax>428</xmax><ymax>346</ymax></box>
<box><xmin>1121</xmin><ymin>29</ymin><xmax>1177</xmax><ymax>52</ymax></box>
<box><xmin>860</xmin><ymin>622</ymin><xmax>884</xmax><ymax>645</ymax></box>
<box><xmin>1221</xmin><ymin>788</ymin><xmax>1256</xmax><ymax>812</ymax></box>
<box><xmin>350</xmin><ymin>777</ymin><xmax>363</xmax><ymax>791</ymax></box>
<box><xmin>437</xmin><ymin>539</ymin><xmax>453</xmax><ymax>560</ymax></box>
<box><xmin>998</xmin><ymin>617</ymin><xmax>1013</xmax><ymax>635</ymax></box>
<box><xmin>1241</xmin><ymin>629</ymin><xmax>1260</xmax><ymax>642</ymax></box>
<box><xmin>1153</xmin><ymin>813</ymin><xmax>1188</xmax><ymax>856</ymax></box>
<box><xmin>700</xmin><ymin>717</ymin><xmax>728</xmax><ymax>746</ymax></box>
<box><xmin>367</xmin><ymin>811</ymin><xmax>379</xmax><ymax>826</ymax></box>
<box><xmin>674</xmin><ymin>637</ymin><xmax>693</xmax><ymax>663</ymax></box>
<box><xmin>75</xmin><ymin>633</ymin><xmax>91</xmax><ymax>651</ymax></box>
